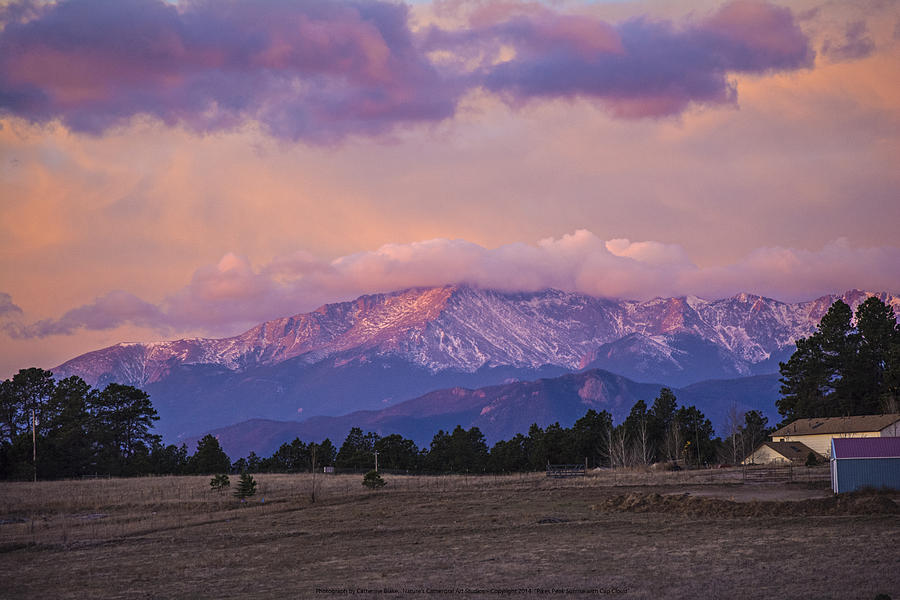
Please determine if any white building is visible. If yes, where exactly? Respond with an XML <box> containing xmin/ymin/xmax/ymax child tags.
<box><xmin>742</xmin><ymin>441</ymin><xmax>821</xmax><ymax>465</ymax></box>
<box><xmin>770</xmin><ymin>414</ymin><xmax>900</xmax><ymax>458</ymax></box>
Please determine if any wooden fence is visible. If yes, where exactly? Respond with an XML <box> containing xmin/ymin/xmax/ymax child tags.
<box><xmin>546</xmin><ymin>464</ymin><xmax>586</xmax><ymax>478</ymax></box>
<box><xmin>741</xmin><ymin>464</ymin><xmax>793</xmax><ymax>483</ymax></box>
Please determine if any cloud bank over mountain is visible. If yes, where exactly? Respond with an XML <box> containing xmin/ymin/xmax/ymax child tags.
<box><xmin>4</xmin><ymin>231</ymin><xmax>898</xmax><ymax>340</ymax></box>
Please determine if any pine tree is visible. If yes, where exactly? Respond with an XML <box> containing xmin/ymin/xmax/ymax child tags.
<box><xmin>234</xmin><ymin>473</ymin><xmax>257</xmax><ymax>498</ymax></box>
<box><xmin>572</xmin><ymin>409</ymin><xmax>612</xmax><ymax>468</ymax></box>
<box><xmin>778</xmin><ymin>336</ymin><xmax>829</xmax><ymax>420</ymax></box>
<box><xmin>189</xmin><ymin>435</ymin><xmax>231</xmax><ymax>474</ymax></box>
<box><xmin>855</xmin><ymin>297</ymin><xmax>900</xmax><ymax>413</ymax></box>
<box><xmin>362</xmin><ymin>469</ymin><xmax>385</xmax><ymax>489</ymax></box>
<box><xmin>373</xmin><ymin>434</ymin><xmax>420</xmax><ymax>471</ymax></box>
<box><xmin>779</xmin><ymin>298</ymin><xmax>900</xmax><ymax>420</ymax></box>
<box><xmin>210</xmin><ymin>473</ymin><xmax>230</xmax><ymax>492</ymax></box>
<box><xmin>650</xmin><ymin>388</ymin><xmax>678</xmax><ymax>462</ymax></box>
<box><xmin>336</xmin><ymin>427</ymin><xmax>378</xmax><ymax>470</ymax></box>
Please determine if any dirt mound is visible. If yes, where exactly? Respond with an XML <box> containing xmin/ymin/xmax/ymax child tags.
<box><xmin>592</xmin><ymin>490</ymin><xmax>899</xmax><ymax>518</ymax></box>
<box><xmin>537</xmin><ymin>516</ymin><xmax>571</xmax><ymax>524</ymax></box>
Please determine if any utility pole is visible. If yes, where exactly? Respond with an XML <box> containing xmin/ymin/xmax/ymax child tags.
<box><xmin>374</xmin><ymin>450</ymin><xmax>379</xmax><ymax>472</ymax></box>
<box><xmin>31</xmin><ymin>409</ymin><xmax>37</xmax><ymax>482</ymax></box>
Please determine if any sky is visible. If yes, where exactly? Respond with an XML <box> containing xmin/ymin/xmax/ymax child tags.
<box><xmin>1</xmin><ymin>0</ymin><xmax>899</xmax><ymax>378</ymax></box>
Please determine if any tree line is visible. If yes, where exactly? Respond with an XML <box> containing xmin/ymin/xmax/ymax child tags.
<box><xmin>2</xmin><ymin>366</ymin><xmax>769</xmax><ymax>480</ymax></box>
<box><xmin>228</xmin><ymin>388</ymin><xmax>770</xmax><ymax>475</ymax></box>
<box><xmin>778</xmin><ymin>296</ymin><xmax>899</xmax><ymax>422</ymax></box>
<box><xmin>1</xmin><ymin>368</ymin><xmax>239</xmax><ymax>480</ymax></box>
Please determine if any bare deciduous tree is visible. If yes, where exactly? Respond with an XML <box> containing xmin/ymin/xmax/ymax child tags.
<box><xmin>632</xmin><ymin>412</ymin><xmax>653</xmax><ymax>466</ymax></box>
<box><xmin>608</xmin><ymin>426</ymin><xmax>629</xmax><ymax>469</ymax></box>
<box><xmin>724</xmin><ymin>403</ymin><xmax>745</xmax><ymax>465</ymax></box>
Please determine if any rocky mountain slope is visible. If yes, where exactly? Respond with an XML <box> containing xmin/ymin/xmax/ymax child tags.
<box><xmin>56</xmin><ymin>287</ymin><xmax>895</xmax><ymax>385</ymax></box>
<box><xmin>52</xmin><ymin>286</ymin><xmax>897</xmax><ymax>440</ymax></box>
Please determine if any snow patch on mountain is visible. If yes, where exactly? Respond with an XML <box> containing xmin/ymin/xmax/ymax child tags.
<box><xmin>54</xmin><ymin>286</ymin><xmax>899</xmax><ymax>388</ymax></box>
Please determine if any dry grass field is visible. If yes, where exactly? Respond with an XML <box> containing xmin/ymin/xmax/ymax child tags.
<box><xmin>1</xmin><ymin>468</ymin><xmax>898</xmax><ymax>599</ymax></box>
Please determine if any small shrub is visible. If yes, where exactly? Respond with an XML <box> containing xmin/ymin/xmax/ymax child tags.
<box><xmin>362</xmin><ymin>470</ymin><xmax>386</xmax><ymax>489</ymax></box>
<box><xmin>209</xmin><ymin>473</ymin><xmax>230</xmax><ymax>492</ymax></box>
<box><xmin>805</xmin><ymin>452</ymin><xmax>819</xmax><ymax>467</ymax></box>
<box><xmin>234</xmin><ymin>473</ymin><xmax>258</xmax><ymax>499</ymax></box>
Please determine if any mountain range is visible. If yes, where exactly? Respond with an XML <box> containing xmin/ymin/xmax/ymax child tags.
<box><xmin>186</xmin><ymin>370</ymin><xmax>783</xmax><ymax>460</ymax></box>
<box><xmin>53</xmin><ymin>286</ymin><xmax>898</xmax><ymax>446</ymax></box>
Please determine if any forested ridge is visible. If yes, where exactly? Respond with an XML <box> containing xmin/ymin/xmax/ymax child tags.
<box><xmin>3</xmin><ymin>296</ymin><xmax>896</xmax><ymax>480</ymax></box>
<box><xmin>2</xmin><ymin>367</ymin><xmax>762</xmax><ymax>479</ymax></box>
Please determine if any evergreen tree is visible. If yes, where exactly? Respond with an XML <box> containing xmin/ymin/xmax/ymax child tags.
<box><xmin>210</xmin><ymin>473</ymin><xmax>230</xmax><ymax>492</ymax></box>
<box><xmin>424</xmin><ymin>429</ymin><xmax>450</xmax><ymax>472</ymax></box>
<box><xmin>742</xmin><ymin>410</ymin><xmax>770</xmax><ymax>454</ymax></box>
<box><xmin>362</xmin><ymin>469</ymin><xmax>386</xmax><ymax>489</ymax></box>
<box><xmin>572</xmin><ymin>409</ymin><xmax>612</xmax><ymax>468</ymax></box>
<box><xmin>313</xmin><ymin>439</ymin><xmax>336</xmax><ymax>468</ymax></box>
<box><xmin>778</xmin><ymin>336</ymin><xmax>829</xmax><ymax>420</ymax></box>
<box><xmin>542</xmin><ymin>422</ymin><xmax>576</xmax><ymax>464</ymax></box>
<box><xmin>649</xmin><ymin>388</ymin><xmax>678</xmax><ymax>461</ymax></box>
<box><xmin>674</xmin><ymin>406</ymin><xmax>715</xmax><ymax>467</ymax></box>
<box><xmin>91</xmin><ymin>383</ymin><xmax>160</xmax><ymax>475</ymax></box>
<box><xmin>336</xmin><ymin>427</ymin><xmax>378</xmax><ymax>470</ymax></box>
<box><xmin>884</xmin><ymin>340</ymin><xmax>900</xmax><ymax>413</ymax></box>
<box><xmin>0</xmin><ymin>379</ymin><xmax>16</xmax><ymax>444</ymax></box>
<box><xmin>779</xmin><ymin>298</ymin><xmax>900</xmax><ymax>420</ymax></box>
<box><xmin>9</xmin><ymin>368</ymin><xmax>56</xmax><ymax>438</ymax></box>
<box><xmin>231</xmin><ymin>451</ymin><xmax>261</xmax><ymax>474</ymax></box>
<box><xmin>425</xmin><ymin>426</ymin><xmax>489</xmax><ymax>472</ymax></box>
<box><xmin>5</xmin><ymin>368</ymin><xmax>55</xmax><ymax>480</ymax></box>
<box><xmin>40</xmin><ymin>376</ymin><xmax>94</xmax><ymax>478</ymax></box>
<box><xmin>150</xmin><ymin>443</ymin><xmax>189</xmax><ymax>475</ymax></box>
<box><xmin>189</xmin><ymin>434</ymin><xmax>231</xmax><ymax>474</ymax></box>
<box><xmin>373</xmin><ymin>434</ymin><xmax>420</xmax><ymax>470</ymax></box>
<box><xmin>234</xmin><ymin>472</ymin><xmax>257</xmax><ymax>498</ymax></box>
<box><xmin>489</xmin><ymin>433</ymin><xmax>530</xmax><ymax>472</ymax></box>
<box><xmin>262</xmin><ymin>438</ymin><xmax>308</xmax><ymax>472</ymax></box>
<box><xmin>855</xmin><ymin>297</ymin><xmax>900</xmax><ymax>412</ymax></box>
<box><xmin>0</xmin><ymin>369</ymin><xmax>172</xmax><ymax>479</ymax></box>
<box><xmin>526</xmin><ymin>423</ymin><xmax>546</xmax><ymax>470</ymax></box>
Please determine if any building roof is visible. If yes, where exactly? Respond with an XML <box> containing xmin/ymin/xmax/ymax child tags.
<box><xmin>832</xmin><ymin>437</ymin><xmax>900</xmax><ymax>459</ymax></box>
<box><xmin>757</xmin><ymin>441</ymin><xmax>819</xmax><ymax>462</ymax></box>
<box><xmin>772</xmin><ymin>414</ymin><xmax>900</xmax><ymax>437</ymax></box>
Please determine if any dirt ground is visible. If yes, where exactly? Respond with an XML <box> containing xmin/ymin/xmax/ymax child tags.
<box><xmin>1</xmin><ymin>469</ymin><xmax>898</xmax><ymax>599</ymax></box>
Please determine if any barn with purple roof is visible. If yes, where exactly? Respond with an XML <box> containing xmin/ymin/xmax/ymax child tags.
<box><xmin>830</xmin><ymin>437</ymin><xmax>900</xmax><ymax>494</ymax></box>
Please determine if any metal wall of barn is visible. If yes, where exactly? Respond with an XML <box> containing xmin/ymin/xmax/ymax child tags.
<box><xmin>831</xmin><ymin>457</ymin><xmax>900</xmax><ymax>493</ymax></box>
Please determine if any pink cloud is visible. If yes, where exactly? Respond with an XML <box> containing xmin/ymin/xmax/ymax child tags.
<box><xmin>0</xmin><ymin>0</ymin><xmax>456</xmax><ymax>141</ymax></box>
<box><xmin>0</xmin><ymin>0</ymin><xmax>814</xmax><ymax>139</ymax></box>
<box><xmin>7</xmin><ymin>232</ymin><xmax>898</xmax><ymax>339</ymax></box>
<box><xmin>4</xmin><ymin>290</ymin><xmax>165</xmax><ymax>338</ymax></box>
<box><xmin>702</xmin><ymin>0</ymin><xmax>812</xmax><ymax>70</ymax></box>
<box><xmin>820</xmin><ymin>20</ymin><xmax>875</xmax><ymax>63</ymax></box>
<box><xmin>426</xmin><ymin>0</ymin><xmax>813</xmax><ymax>118</ymax></box>
<box><xmin>0</xmin><ymin>293</ymin><xmax>23</xmax><ymax>319</ymax></box>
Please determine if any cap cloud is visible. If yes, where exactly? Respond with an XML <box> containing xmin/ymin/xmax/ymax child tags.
<box><xmin>8</xmin><ymin>233</ymin><xmax>898</xmax><ymax>339</ymax></box>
